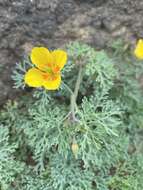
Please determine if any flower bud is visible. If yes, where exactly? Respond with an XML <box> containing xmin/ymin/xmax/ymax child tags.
<box><xmin>71</xmin><ymin>143</ymin><xmax>79</xmax><ymax>157</ymax></box>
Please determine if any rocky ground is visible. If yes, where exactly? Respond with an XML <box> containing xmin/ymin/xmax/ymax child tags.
<box><xmin>0</xmin><ymin>0</ymin><xmax>143</xmax><ymax>104</ymax></box>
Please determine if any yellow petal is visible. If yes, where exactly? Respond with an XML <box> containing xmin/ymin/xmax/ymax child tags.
<box><xmin>43</xmin><ymin>74</ymin><xmax>61</xmax><ymax>90</ymax></box>
<box><xmin>134</xmin><ymin>39</ymin><xmax>143</xmax><ymax>59</ymax></box>
<box><xmin>30</xmin><ymin>47</ymin><xmax>53</xmax><ymax>71</ymax></box>
<box><xmin>51</xmin><ymin>50</ymin><xmax>67</xmax><ymax>70</ymax></box>
<box><xmin>24</xmin><ymin>68</ymin><xmax>44</xmax><ymax>87</ymax></box>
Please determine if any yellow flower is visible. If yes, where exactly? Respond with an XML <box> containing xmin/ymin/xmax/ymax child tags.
<box><xmin>134</xmin><ymin>39</ymin><xmax>143</xmax><ymax>59</ymax></box>
<box><xmin>24</xmin><ymin>47</ymin><xmax>67</xmax><ymax>90</ymax></box>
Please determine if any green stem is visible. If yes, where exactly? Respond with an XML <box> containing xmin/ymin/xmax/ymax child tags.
<box><xmin>74</xmin><ymin>65</ymin><xmax>83</xmax><ymax>101</ymax></box>
<box><xmin>71</xmin><ymin>94</ymin><xmax>76</xmax><ymax>121</ymax></box>
<box><xmin>62</xmin><ymin>65</ymin><xmax>83</xmax><ymax>122</ymax></box>
<box><xmin>71</xmin><ymin>65</ymin><xmax>83</xmax><ymax>121</ymax></box>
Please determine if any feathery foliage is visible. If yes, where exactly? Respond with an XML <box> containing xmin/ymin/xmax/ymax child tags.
<box><xmin>0</xmin><ymin>41</ymin><xmax>143</xmax><ymax>190</ymax></box>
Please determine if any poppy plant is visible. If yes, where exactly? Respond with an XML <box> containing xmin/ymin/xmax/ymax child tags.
<box><xmin>24</xmin><ymin>47</ymin><xmax>67</xmax><ymax>90</ymax></box>
<box><xmin>134</xmin><ymin>39</ymin><xmax>143</xmax><ymax>59</ymax></box>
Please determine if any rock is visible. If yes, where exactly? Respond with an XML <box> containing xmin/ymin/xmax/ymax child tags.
<box><xmin>37</xmin><ymin>0</ymin><xmax>58</xmax><ymax>11</ymax></box>
<box><xmin>0</xmin><ymin>0</ymin><xmax>143</xmax><ymax>104</ymax></box>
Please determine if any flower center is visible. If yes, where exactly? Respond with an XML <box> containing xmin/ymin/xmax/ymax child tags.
<box><xmin>42</xmin><ymin>74</ymin><xmax>50</xmax><ymax>80</ymax></box>
<box><xmin>46</xmin><ymin>65</ymin><xmax>60</xmax><ymax>75</ymax></box>
<box><xmin>52</xmin><ymin>66</ymin><xmax>60</xmax><ymax>74</ymax></box>
<box><xmin>42</xmin><ymin>73</ymin><xmax>58</xmax><ymax>81</ymax></box>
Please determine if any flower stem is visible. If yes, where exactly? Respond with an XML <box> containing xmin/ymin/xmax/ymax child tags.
<box><xmin>71</xmin><ymin>65</ymin><xmax>83</xmax><ymax>121</ymax></box>
<box><xmin>74</xmin><ymin>64</ymin><xmax>83</xmax><ymax>101</ymax></box>
<box><xmin>62</xmin><ymin>65</ymin><xmax>83</xmax><ymax>122</ymax></box>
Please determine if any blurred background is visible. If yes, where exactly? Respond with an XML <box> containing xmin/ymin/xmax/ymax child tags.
<box><xmin>0</xmin><ymin>0</ymin><xmax>143</xmax><ymax>104</ymax></box>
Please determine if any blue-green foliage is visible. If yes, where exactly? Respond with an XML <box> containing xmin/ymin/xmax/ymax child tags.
<box><xmin>0</xmin><ymin>41</ymin><xmax>143</xmax><ymax>190</ymax></box>
<box><xmin>0</xmin><ymin>125</ymin><xmax>25</xmax><ymax>190</ymax></box>
<box><xmin>11</xmin><ymin>57</ymin><xmax>32</xmax><ymax>89</ymax></box>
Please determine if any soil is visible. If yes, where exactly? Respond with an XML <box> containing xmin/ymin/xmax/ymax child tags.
<box><xmin>0</xmin><ymin>0</ymin><xmax>143</xmax><ymax>104</ymax></box>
